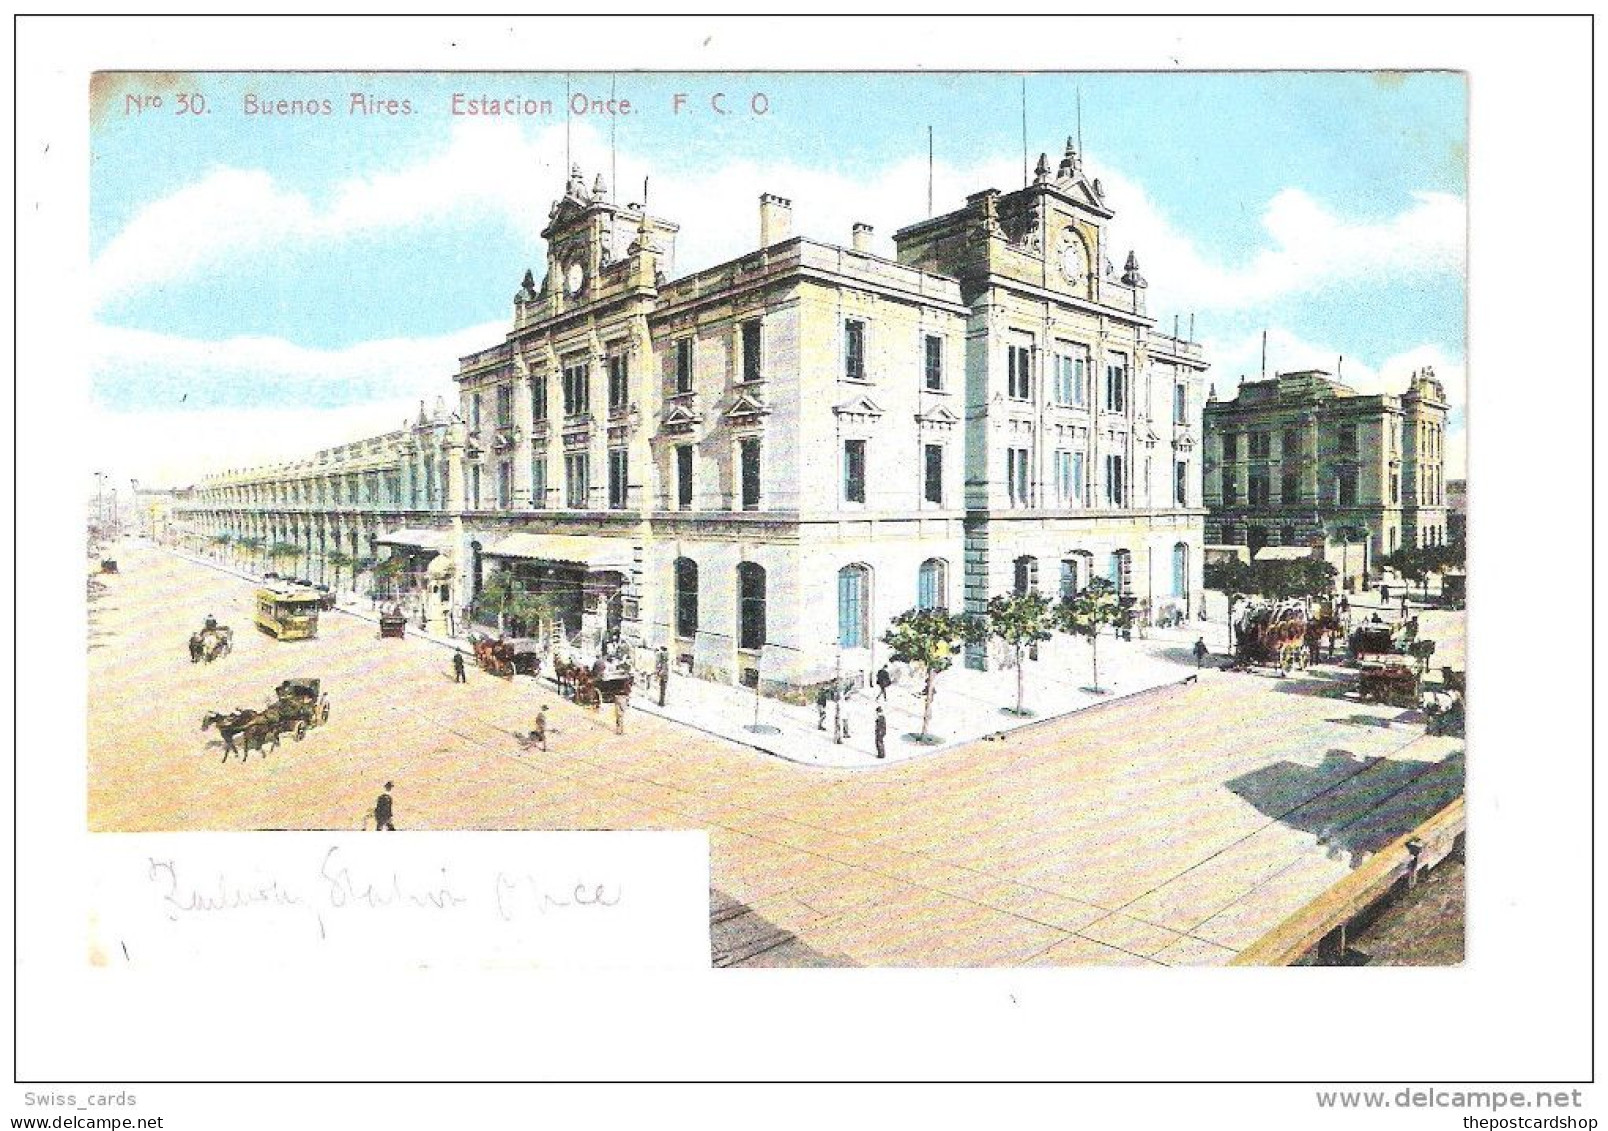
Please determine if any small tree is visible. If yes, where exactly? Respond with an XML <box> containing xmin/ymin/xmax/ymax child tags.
<box><xmin>473</xmin><ymin>570</ymin><xmax>555</xmax><ymax>637</ymax></box>
<box><xmin>326</xmin><ymin>550</ymin><xmax>356</xmax><ymax>593</ymax></box>
<box><xmin>1058</xmin><ymin>576</ymin><xmax>1124</xmax><ymax>693</ymax></box>
<box><xmin>882</xmin><ymin>607</ymin><xmax>986</xmax><ymax>740</ymax></box>
<box><xmin>268</xmin><ymin>541</ymin><xmax>303</xmax><ymax>576</ymax></box>
<box><xmin>372</xmin><ymin>554</ymin><xmax>407</xmax><ymax>600</ymax></box>
<box><xmin>1381</xmin><ymin>548</ymin><xmax>1430</xmax><ymax>603</ymax></box>
<box><xmin>986</xmin><ymin>591</ymin><xmax>1056</xmax><ymax>716</ymax></box>
<box><xmin>237</xmin><ymin>536</ymin><xmax>265</xmax><ymax>572</ymax></box>
<box><xmin>210</xmin><ymin>532</ymin><xmax>234</xmax><ymax>562</ymax></box>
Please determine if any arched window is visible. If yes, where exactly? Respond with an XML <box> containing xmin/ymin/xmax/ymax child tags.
<box><xmin>838</xmin><ymin>564</ymin><xmax>871</xmax><ymax>648</ymax></box>
<box><xmin>1013</xmin><ymin>555</ymin><xmax>1038</xmax><ymax>595</ymax></box>
<box><xmin>737</xmin><ymin>562</ymin><xmax>766</xmax><ymax>650</ymax></box>
<box><xmin>917</xmin><ymin>558</ymin><xmax>948</xmax><ymax>610</ymax></box>
<box><xmin>674</xmin><ymin>558</ymin><xmax>699</xmax><ymax>639</ymax></box>
<box><xmin>1172</xmin><ymin>542</ymin><xmax>1189</xmax><ymax>597</ymax></box>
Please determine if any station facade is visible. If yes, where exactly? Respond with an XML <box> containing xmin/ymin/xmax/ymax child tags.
<box><xmin>180</xmin><ymin>137</ymin><xmax>1211</xmax><ymax>698</ymax></box>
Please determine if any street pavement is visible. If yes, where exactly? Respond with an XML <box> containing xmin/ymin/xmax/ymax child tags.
<box><xmin>88</xmin><ymin>542</ymin><xmax>1466</xmax><ymax>966</ymax></box>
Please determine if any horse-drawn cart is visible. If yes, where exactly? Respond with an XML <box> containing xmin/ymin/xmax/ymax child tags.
<box><xmin>1355</xmin><ymin>661</ymin><xmax>1422</xmax><ymax>708</ymax></box>
<box><xmin>378</xmin><ymin>612</ymin><xmax>408</xmax><ymax>639</ymax></box>
<box><xmin>201</xmin><ymin>677</ymin><xmax>331</xmax><ymax>761</ymax></box>
<box><xmin>189</xmin><ymin>624</ymin><xmax>234</xmax><ymax>663</ymax></box>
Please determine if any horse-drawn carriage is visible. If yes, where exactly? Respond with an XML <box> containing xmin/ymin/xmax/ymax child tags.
<box><xmin>470</xmin><ymin>632</ymin><xmax>518</xmax><ymax>678</ymax></box>
<box><xmin>188</xmin><ymin>623</ymin><xmax>234</xmax><ymax>663</ymax></box>
<box><xmin>1233</xmin><ymin>601</ymin><xmax>1312</xmax><ymax>672</ymax></box>
<box><xmin>100</xmin><ymin>559</ymin><xmax>118</xmax><ymax>574</ymax></box>
<box><xmin>1348</xmin><ymin>614</ymin><xmax>1415</xmax><ymax>660</ymax></box>
<box><xmin>1355</xmin><ymin>660</ymin><xmax>1422</xmax><ymax>709</ymax></box>
<box><xmin>200</xmin><ymin>677</ymin><xmax>330</xmax><ymax>762</ymax></box>
<box><xmin>553</xmin><ymin>649</ymin><xmax>635</xmax><ymax>707</ymax></box>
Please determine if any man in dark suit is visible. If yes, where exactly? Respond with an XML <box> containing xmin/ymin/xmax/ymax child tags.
<box><xmin>374</xmin><ymin>782</ymin><xmax>396</xmax><ymax>831</ymax></box>
<box><xmin>874</xmin><ymin>707</ymin><xmax>887</xmax><ymax>760</ymax></box>
<box><xmin>452</xmin><ymin>651</ymin><xmax>467</xmax><ymax>683</ymax></box>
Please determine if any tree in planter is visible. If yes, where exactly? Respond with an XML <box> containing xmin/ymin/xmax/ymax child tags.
<box><xmin>268</xmin><ymin>541</ymin><xmax>303</xmax><ymax>577</ymax></box>
<box><xmin>210</xmin><ymin>532</ymin><xmax>234</xmax><ymax>563</ymax></box>
<box><xmin>985</xmin><ymin>590</ymin><xmax>1056</xmax><ymax>716</ymax></box>
<box><xmin>236</xmin><ymin>536</ymin><xmax>265</xmax><ymax>574</ymax></box>
<box><xmin>882</xmin><ymin>607</ymin><xmax>987</xmax><ymax>742</ymax></box>
<box><xmin>472</xmin><ymin>570</ymin><xmax>555</xmax><ymax>638</ymax></box>
<box><xmin>1057</xmin><ymin>576</ymin><xmax>1124</xmax><ymax>693</ymax></box>
<box><xmin>326</xmin><ymin>550</ymin><xmax>356</xmax><ymax>595</ymax></box>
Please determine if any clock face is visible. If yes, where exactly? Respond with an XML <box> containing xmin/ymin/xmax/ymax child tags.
<box><xmin>1060</xmin><ymin>239</ymin><xmax>1088</xmax><ymax>285</ymax></box>
<box><xmin>564</xmin><ymin>260</ymin><xmax>585</xmax><ymax>296</ymax></box>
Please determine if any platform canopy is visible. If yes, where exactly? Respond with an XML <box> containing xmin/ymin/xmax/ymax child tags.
<box><xmin>483</xmin><ymin>533</ymin><xmax>632</xmax><ymax>573</ymax></box>
<box><xmin>375</xmin><ymin>527</ymin><xmax>453</xmax><ymax>552</ymax></box>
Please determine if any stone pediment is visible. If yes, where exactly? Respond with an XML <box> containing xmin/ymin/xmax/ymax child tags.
<box><xmin>833</xmin><ymin>394</ymin><xmax>885</xmax><ymax>423</ymax></box>
<box><xmin>915</xmin><ymin>404</ymin><xmax>960</xmax><ymax>430</ymax></box>
<box><xmin>724</xmin><ymin>392</ymin><xmax>771</xmax><ymax>421</ymax></box>
<box><xmin>661</xmin><ymin>402</ymin><xmax>703</xmax><ymax>431</ymax></box>
<box><xmin>1172</xmin><ymin>432</ymin><xmax>1197</xmax><ymax>452</ymax></box>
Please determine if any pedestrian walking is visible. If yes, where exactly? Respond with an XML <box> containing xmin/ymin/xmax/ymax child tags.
<box><xmin>656</xmin><ymin>646</ymin><xmax>670</xmax><ymax>708</ymax></box>
<box><xmin>1380</xmin><ymin>583</ymin><xmax>1391</xmax><ymax>605</ymax></box>
<box><xmin>1192</xmin><ymin>637</ymin><xmax>1208</xmax><ymax>668</ymax></box>
<box><xmin>374</xmin><ymin>782</ymin><xmax>396</xmax><ymax>831</ymax></box>
<box><xmin>874</xmin><ymin>706</ymin><xmax>887</xmax><ymax>760</ymax></box>
<box><xmin>816</xmin><ymin>686</ymin><xmax>830</xmax><ymax>731</ymax></box>
<box><xmin>613</xmin><ymin>690</ymin><xmax>628</xmax><ymax>735</ymax></box>
<box><xmin>875</xmin><ymin>665</ymin><xmax>891</xmax><ymax>701</ymax></box>
<box><xmin>452</xmin><ymin>651</ymin><xmax>467</xmax><ymax>683</ymax></box>
<box><xmin>1399</xmin><ymin>595</ymin><xmax>1410</xmax><ymax>617</ymax></box>
<box><xmin>530</xmin><ymin>705</ymin><xmax>548</xmax><ymax>752</ymax></box>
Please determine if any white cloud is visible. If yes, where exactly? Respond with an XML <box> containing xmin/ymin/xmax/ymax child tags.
<box><xmin>90</xmin><ymin>319</ymin><xmax>506</xmax><ymax>410</ymax></box>
<box><xmin>96</xmin><ymin>119</ymin><xmax>1462</xmax><ymax>323</ymax></box>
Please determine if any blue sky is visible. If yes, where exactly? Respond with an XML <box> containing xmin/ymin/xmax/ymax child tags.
<box><xmin>88</xmin><ymin>70</ymin><xmax>1466</xmax><ymax>481</ymax></box>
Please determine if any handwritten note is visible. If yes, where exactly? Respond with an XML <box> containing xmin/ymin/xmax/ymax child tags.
<box><xmin>89</xmin><ymin>832</ymin><xmax>710</xmax><ymax>969</ymax></box>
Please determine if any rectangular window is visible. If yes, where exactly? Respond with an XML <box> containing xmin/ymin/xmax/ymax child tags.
<box><xmin>674</xmin><ymin>339</ymin><xmax>694</xmax><ymax>394</ymax></box>
<box><xmin>924</xmin><ymin>334</ymin><xmax>943</xmax><ymax>391</ymax></box>
<box><xmin>497</xmin><ymin>460</ymin><xmax>512</xmax><ymax>509</ymax></box>
<box><xmin>1390</xmin><ymin>471</ymin><xmax>1400</xmax><ymax>504</ymax></box>
<box><xmin>738</xmin><ymin>565</ymin><xmax>766</xmax><ymax>650</ymax></box>
<box><xmin>923</xmin><ymin>443</ymin><xmax>944</xmax><ymax>505</ymax></box>
<box><xmin>676</xmin><ymin>445</ymin><xmax>694</xmax><ymax>508</ymax></box>
<box><xmin>608</xmin><ymin>354</ymin><xmax>628</xmax><ymax>412</ymax></box>
<box><xmin>470</xmin><ymin>465</ymin><xmax>482</xmax><ymax>509</ymax></box>
<box><xmin>741</xmin><ymin>320</ymin><xmax>762</xmax><ymax>383</ymax></box>
<box><xmin>843</xmin><ymin>439</ymin><xmax>867</xmax><ymax>504</ymax></box>
<box><xmin>1072</xmin><ymin>452</ymin><xmax>1086</xmax><ymax>504</ymax></box>
<box><xmin>1338</xmin><ymin>423</ymin><xmax>1358</xmax><ymax>455</ymax></box>
<box><xmin>1282</xmin><ymin>470</ymin><xmax>1299</xmax><ymax>506</ymax></box>
<box><xmin>562</xmin><ymin>362</ymin><xmax>590</xmax><ymax>417</ymax></box>
<box><xmin>1222</xmin><ymin>474</ymin><xmax>1237</xmax><ymax>505</ymax></box>
<box><xmin>1249</xmin><ymin>468</ymin><xmax>1270</xmax><ymax>506</ymax></box>
<box><xmin>1173</xmin><ymin>382</ymin><xmax>1187</xmax><ymax>425</ymax></box>
<box><xmin>844</xmin><ymin>320</ymin><xmax>866</xmax><ymax>381</ymax></box>
<box><xmin>496</xmin><ymin>385</ymin><xmax>513</xmax><ymax>427</ymax></box>
<box><xmin>1222</xmin><ymin>433</ymin><xmax>1238</xmax><ymax>462</ymax></box>
<box><xmin>1054</xmin><ymin>353</ymin><xmax>1078</xmax><ymax>406</ymax></box>
<box><xmin>531</xmin><ymin>457</ymin><xmax>547</xmax><ymax>509</ymax></box>
<box><xmin>1176</xmin><ymin>461</ymin><xmax>1189</xmax><ymax>506</ymax></box>
<box><xmin>471</xmin><ymin>392</ymin><xmax>482</xmax><ymax>432</ymax></box>
<box><xmin>608</xmin><ymin>448</ymin><xmax>628</xmax><ymax>510</ymax></box>
<box><xmin>1283</xmin><ymin>428</ymin><xmax>1300</xmax><ymax>459</ymax></box>
<box><xmin>532</xmin><ymin>374</ymin><xmax>548</xmax><ymax>422</ymax></box>
<box><xmin>675</xmin><ymin>560</ymin><xmax>699</xmax><ymax>639</ymax></box>
<box><xmin>1105</xmin><ymin>354</ymin><xmax>1127</xmax><ymax>412</ymax></box>
<box><xmin>838</xmin><ymin>570</ymin><xmax>865</xmax><ymax>649</ymax></box>
<box><xmin>739</xmin><ymin>438</ymin><xmax>761</xmax><ymax>510</ymax></box>
<box><xmin>1105</xmin><ymin>454</ymin><xmax>1125</xmax><ymax>506</ymax></box>
<box><xmin>1249</xmin><ymin>432</ymin><xmax>1271</xmax><ymax>459</ymax></box>
<box><xmin>1008</xmin><ymin>447</ymin><xmax>1030</xmax><ymax>507</ymax></box>
<box><xmin>1338</xmin><ymin>468</ymin><xmax>1358</xmax><ymax>507</ymax></box>
<box><xmin>564</xmin><ymin>452</ymin><xmax>589</xmax><ymax>509</ymax></box>
<box><xmin>1008</xmin><ymin>343</ymin><xmax>1032</xmax><ymax>400</ymax></box>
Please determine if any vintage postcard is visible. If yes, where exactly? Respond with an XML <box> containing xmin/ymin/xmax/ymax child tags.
<box><xmin>82</xmin><ymin>67</ymin><xmax>1468</xmax><ymax>973</ymax></box>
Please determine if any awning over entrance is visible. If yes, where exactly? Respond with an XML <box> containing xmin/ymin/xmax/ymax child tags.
<box><xmin>483</xmin><ymin>533</ymin><xmax>632</xmax><ymax>573</ymax></box>
<box><xmin>375</xmin><ymin>527</ymin><xmax>453</xmax><ymax>552</ymax></box>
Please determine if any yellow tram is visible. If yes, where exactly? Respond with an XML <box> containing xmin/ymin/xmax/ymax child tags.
<box><xmin>254</xmin><ymin>588</ymin><xmax>322</xmax><ymax>641</ymax></box>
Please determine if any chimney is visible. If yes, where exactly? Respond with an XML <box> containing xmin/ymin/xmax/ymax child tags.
<box><xmin>851</xmin><ymin>222</ymin><xmax>874</xmax><ymax>253</ymax></box>
<box><xmin>759</xmin><ymin>193</ymin><xmax>793</xmax><ymax>248</ymax></box>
